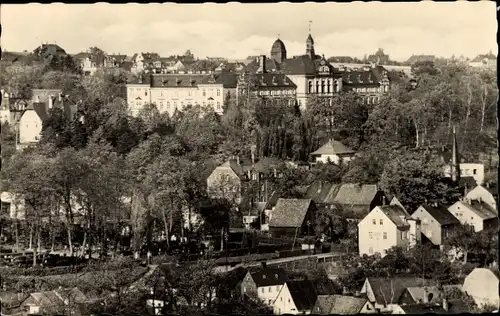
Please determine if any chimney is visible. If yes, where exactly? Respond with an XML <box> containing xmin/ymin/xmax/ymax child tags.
<box><xmin>442</xmin><ymin>298</ymin><xmax>449</xmax><ymax>311</ymax></box>
<box><xmin>35</xmin><ymin>95</ymin><xmax>40</xmax><ymax>102</ymax></box>
<box><xmin>257</xmin><ymin>55</ymin><xmax>266</xmax><ymax>73</ymax></box>
<box><xmin>382</xmin><ymin>196</ymin><xmax>386</xmax><ymax>205</ymax></box>
<box><xmin>48</xmin><ymin>95</ymin><xmax>54</xmax><ymax>109</ymax></box>
<box><xmin>433</xmin><ymin>202</ymin><xmax>438</xmax><ymax>208</ymax></box>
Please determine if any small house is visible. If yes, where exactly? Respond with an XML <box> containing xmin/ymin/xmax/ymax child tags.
<box><xmin>310</xmin><ymin>139</ymin><xmax>356</xmax><ymax>165</ymax></box>
<box><xmin>268</xmin><ymin>199</ymin><xmax>317</xmax><ymax>238</ymax></box>
<box><xmin>463</xmin><ymin>267</ymin><xmax>500</xmax><ymax>309</ymax></box>
<box><xmin>240</xmin><ymin>265</ymin><xmax>288</xmax><ymax>306</ymax></box>
<box><xmin>448</xmin><ymin>200</ymin><xmax>498</xmax><ymax>232</ymax></box>
<box><xmin>411</xmin><ymin>204</ymin><xmax>460</xmax><ymax>246</ymax></box>
<box><xmin>312</xmin><ymin>294</ymin><xmax>375</xmax><ymax>314</ymax></box>
<box><xmin>466</xmin><ymin>184</ymin><xmax>497</xmax><ymax>211</ymax></box>
<box><xmin>272</xmin><ymin>280</ymin><xmax>320</xmax><ymax>315</ymax></box>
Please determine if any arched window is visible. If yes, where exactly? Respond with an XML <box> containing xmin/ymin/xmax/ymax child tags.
<box><xmin>327</xmin><ymin>80</ymin><xmax>331</xmax><ymax>93</ymax></box>
<box><xmin>427</xmin><ymin>293</ymin><xmax>434</xmax><ymax>302</ymax></box>
<box><xmin>321</xmin><ymin>80</ymin><xmax>325</xmax><ymax>94</ymax></box>
<box><xmin>316</xmin><ymin>81</ymin><xmax>320</xmax><ymax>93</ymax></box>
<box><xmin>308</xmin><ymin>81</ymin><xmax>313</xmax><ymax>93</ymax></box>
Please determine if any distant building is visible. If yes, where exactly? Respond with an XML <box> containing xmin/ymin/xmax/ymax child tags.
<box><xmin>312</xmin><ymin>294</ymin><xmax>375</xmax><ymax>315</ymax></box>
<box><xmin>406</xmin><ymin>55</ymin><xmax>436</xmax><ymax>65</ymax></box>
<box><xmin>273</xmin><ymin>279</ymin><xmax>334</xmax><ymax>315</ymax></box>
<box><xmin>268</xmin><ymin>198</ymin><xmax>317</xmax><ymax>238</ymax></box>
<box><xmin>126</xmin><ymin>71</ymin><xmax>238</xmax><ymax>116</ymax></box>
<box><xmin>366</xmin><ymin>48</ymin><xmax>391</xmax><ymax>65</ymax></box>
<box><xmin>465</xmin><ymin>184</ymin><xmax>497</xmax><ymax>211</ymax></box>
<box><xmin>240</xmin><ymin>266</ymin><xmax>288</xmax><ymax>306</ymax></box>
<box><xmin>358</xmin><ymin>205</ymin><xmax>420</xmax><ymax>257</ymax></box>
<box><xmin>469</xmin><ymin>53</ymin><xmax>496</xmax><ymax>69</ymax></box>
<box><xmin>310</xmin><ymin>139</ymin><xmax>356</xmax><ymax>165</ymax></box>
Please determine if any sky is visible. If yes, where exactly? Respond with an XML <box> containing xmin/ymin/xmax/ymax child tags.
<box><xmin>1</xmin><ymin>2</ymin><xmax>497</xmax><ymax>61</ymax></box>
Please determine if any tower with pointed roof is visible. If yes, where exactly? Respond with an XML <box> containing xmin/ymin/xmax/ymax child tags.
<box><xmin>306</xmin><ymin>21</ymin><xmax>315</xmax><ymax>59</ymax></box>
<box><xmin>271</xmin><ymin>36</ymin><xmax>287</xmax><ymax>64</ymax></box>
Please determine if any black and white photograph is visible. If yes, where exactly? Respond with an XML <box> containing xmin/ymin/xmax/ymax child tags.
<box><xmin>0</xmin><ymin>2</ymin><xmax>498</xmax><ymax>315</ymax></box>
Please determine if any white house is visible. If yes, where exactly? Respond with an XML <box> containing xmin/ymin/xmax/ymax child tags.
<box><xmin>447</xmin><ymin>200</ymin><xmax>498</xmax><ymax>232</ymax></box>
<box><xmin>358</xmin><ymin>206</ymin><xmax>420</xmax><ymax>257</ymax></box>
<box><xmin>463</xmin><ymin>268</ymin><xmax>500</xmax><ymax>309</ymax></box>
<box><xmin>312</xmin><ymin>294</ymin><xmax>375</xmax><ymax>314</ymax></box>
<box><xmin>310</xmin><ymin>139</ymin><xmax>356</xmax><ymax>165</ymax></box>
<box><xmin>443</xmin><ymin>163</ymin><xmax>485</xmax><ymax>186</ymax></box>
<box><xmin>466</xmin><ymin>184</ymin><xmax>497</xmax><ymax>211</ymax></box>
<box><xmin>18</xmin><ymin>103</ymin><xmax>46</xmax><ymax>147</ymax></box>
<box><xmin>240</xmin><ymin>266</ymin><xmax>287</xmax><ymax>306</ymax></box>
<box><xmin>273</xmin><ymin>280</ymin><xmax>320</xmax><ymax>315</ymax></box>
<box><xmin>0</xmin><ymin>191</ymin><xmax>26</xmax><ymax>220</ymax></box>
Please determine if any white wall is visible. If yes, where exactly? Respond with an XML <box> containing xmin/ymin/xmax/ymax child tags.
<box><xmin>19</xmin><ymin>111</ymin><xmax>42</xmax><ymax>144</ymax></box>
<box><xmin>448</xmin><ymin>201</ymin><xmax>485</xmax><ymax>232</ymax></box>
<box><xmin>443</xmin><ymin>163</ymin><xmax>485</xmax><ymax>185</ymax></box>
<box><xmin>463</xmin><ymin>268</ymin><xmax>500</xmax><ymax>308</ymax></box>
<box><xmin>466</xmin><ymin>186</ymin><xmax>497</xmax><ymax>210</ymax></box>
<box><xmin>315</xmin><ymin>154</ymin><xmax>355</xmax><ymax>165</ymax></box>
<box><xmin>258</xmin><ymin>284</ymin><xmax>284</xmax><ymax>306</ymax></box>
<box><xmin>273</xmin><ymin>283</ymin><xmax>301</xmax><ymax>315</ymax></box>
<box><xmin>358</xmin><ymin>207</ymin><xmax>398</xmax><ymax>257</ymax></box>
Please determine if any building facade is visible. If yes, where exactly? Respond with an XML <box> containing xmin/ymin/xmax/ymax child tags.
<box><xmin>126</xmin><ymin>71</ymin><xmax>238</xmax><ymax>116</ymax></box>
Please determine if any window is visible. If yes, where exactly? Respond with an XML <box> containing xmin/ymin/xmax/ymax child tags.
<box><xmin>473</xmin><ymin>169</ymin><xmax>477</xmax><ymax>175</ymax></box>
<box><xmin>280</xmin><ymin>297</ymin><xmax>283</xmax><ymax>302</ymax></box>
<box><xmin>243</xmin><ymin>287</ymin><xmax>246</xmax><ymax>293</ymax></box>
<box><xmin>276</xmin><ymin>286</ymin><xmax>279</xmax><ymax>292</ymax></box>
<box><xmin>261</xmin><ymin>288</ymin><xmax>265</xmax><ymax>293</ymax></box>
<box><xmin>380</xmin><ymin>219</ymin><xmax>383</xmax><ymax>225</ymax></box>
<box><xmin>369</xmin><ymin>247</ymin><xmax>373</xmax><ymax>254</ymax></box>
<box><xmin>160</xmin><ymin>101</ymin><xmax>163</xmax><ymax>109</ymax></box>
<box><xmin>217</xmin><ymin>89</ymin><xmax>220</xmax><ymax>96</ymax></box>
<box><xmin>202</xmin><ymin>89</ymin><xmax>206</xmax><ymax>96</ymax></box>
<box><xmin>383</xmin><ymin>232</ymin><xmax>387</xmax><ymax>240</ymax></box>
<box><xmin>166</xmin><ymin>102</ymin><xmax>170</xmax><ymax>108</ymax></box>
<box><xmin>372</xmin><ymin>219</ymin><xmax>376</xmax><ymax>225</ymax></box>
<box><xmin>268</xmin><ymin>299</ymin><xmax>272</xmax><ymax>305</ymax></box>
<box><xmin>288</xmin><ymin>299</ymin><xmax>291</xmax><ymax>303</ymax></box>
<box><xmin>401</xmin><ymin>231</ymin><xmax>405</xmax><ymax>239</ymax></box>
<box><xmin>308</xmin><ymin>81</ymin><xmax>313</xmax><ymax>93</ymax></box>
<box><xmin>369</xmin><ymin>232</ymin><xmax>373</xmax><ymax>239</ymax></box>
<box><xmin>217</xmin><ymin>102</ymin><xmax>221</xmax><ymax>109</ymax></box>
<box><xmin>145</xmin><ymin>90</ymin><xmax>148</xmax><ymax>96</ymax></box>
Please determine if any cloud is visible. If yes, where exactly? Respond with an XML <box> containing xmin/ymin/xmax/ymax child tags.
<box><xmin>1</xmin><ymin>2</ymin><xmax>496</xmax><ymax>61</ymax></box>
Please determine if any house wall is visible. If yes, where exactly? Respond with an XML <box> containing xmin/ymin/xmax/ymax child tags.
<box><xmin>463</xmin><ymin>269</ymin><xmax>500</xmax><ymax>308</ymax></box>
<box><xmin>443</xmin><ymin>163</ymin><xmax>485</xmax><ymax>185</ymax></box>
<box><xmin>314</xmin><ymin>153</ymin><xmax>355</xmax><ymax>165</ymax></box>
<box><xmin>286</xmin><ymin>74</ymin><xmax>307</xmax><ymax>110</ymax></box>
<box><xmin>127</xmin><ymin>84</ymin><xmax>151</xmax><ymax>116</ymax></box>
<box><xmin>466</xmin><ymin>186</ymin><xmax>497</xmax><ymax>210</ymax></box>
<box><xmin>273</xmin><ymin>283</ymin><xmax>300</xmax><ymax>315</ymax></box>
<box><xmin>360</xmin><ymin>280</ymin><xmax>396</xmax><ymax>312</ymax></box>
<box><xmin>206</xmin><ymin>167</ymin><xmax>242</xmax><ymax>203</ymax></box>
<box><xmin>19</xmin><ymin>111</ymin><xmax>43</xmax><ymax>144</ymax></box>
<box><xmin>358</xmin><ymin>207</ymin><xmax>398</xmax><ymax>257</ymax></box>
<box><xmin>448</xmin><ymin>202</ymin><xmax>485</xmax><ymax>232</ymax></box>
<box><xmin>240</xmin><ymin>272</ymin><xmax>258</xmax><ymax>298</ymax></box>
<box><xmin>411</xmin><ymin>206</ymin><xmax>443</xmax><ymax>245</ymax></box>
<box><xmin>258</xmin><ymin>284</ymin><xmax>284</xmax><ymax>306</ymax></box>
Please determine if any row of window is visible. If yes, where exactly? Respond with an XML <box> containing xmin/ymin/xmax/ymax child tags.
<box><xmin>130</xmin><ymin>88</ymin><xmax>221</xmax><ymax>97</ymax></box>
<box><xmin>368</xmin><ymin>231</ymin><xmax>408</xmax><ymax>240</ymax></box>
<box><xmin>134</xmin><ymin>101</ymin><xmax>222</xmax><ymax>111</ymax></box>
<box><xmin>257</xmin><ymin>89</ymin><xmax>295</xmax><ymax>96</ymax></box>
<box><xmin>372</xmin><ymin>219</ymin><xmax>384</xmax><ymax>225</ymax></box>
<box><xmin>307</xmin><ymin>80</ymin><xmax>340</xmax><ymax>94</ymax></box>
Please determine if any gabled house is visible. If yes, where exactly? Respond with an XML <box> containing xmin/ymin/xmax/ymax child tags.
<box><xmin>312</xmin><ymin>294</ymin><xmax>375</xmax><ymax>315</ymax></box>
<box><xmin>240</xmin><ymin>265</ymin><xmax>288</xmax><ymax>306</ymax></box>
<box><xmin>411</xmin><ymin>204</ymin><xmax>460</xmax><ymax>246</ymax></box>
<box><xmin>463</xmin><ymin>267</ymin><xmax>500</xmax><ymax>309</ymax></box>
<box><xmin>206</xmin><ymin>158</ymin><xmax>246</xmax><ymax>204</ymax></box>
<box><xmin>389</xmin><ymin>197</ymin><xmax>407</xmax><ymax>214</ymax></box>
<box><xmin>272</xmin><ymin>279</ymin><xmax>324</xmax><ymax>315</ymax></box>
<box><xmin>0</xmin><ymin>291</ymin><xmax>29</xmax><ymax>316</ymax></box>
<box><xmin>327</xmin><ymin>184</ymin><xmax>387</xmax><ymax>220</ymax></box>
<box><xmin>310</xmin><ymin>139</ymin><xmax>356</xmax><ymax>165</ymax></box>
<box><xmin>360</xmin><ymin>277</ymin><xmax>433</xmax><ymax>313</ymax></box>
<box><xmin>398</xmin><ymin>284</ymin><xmax>463</xmax><ymax>305</ymax></box>
<box><xmin>448</xmin><ymin>200</ymin><xmax>498</xmax><ymax>232</ymax></box>
<box><xmin>268</xmin><ymin>199</ymin><xmax>317</xmax><ymax>238</ymax></box>
<box><xmin>21</xmin><ymin>287</ymin><xmax>87</xmax><ymax>315</ymax></box>
<box><xmin>466</xmin><ymin>184</ymin><xmax>497</xmax><ymax>211</ymax></box>
<box><xmin>358</xmin><ymin>206</ymin><xmax>421</xmax><ymax>257</ymax></box>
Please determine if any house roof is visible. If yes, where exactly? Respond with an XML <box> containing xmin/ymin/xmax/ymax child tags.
<box><xmin>377</xmin><ymin>205</ymin><xmax>411</xmax><ymax>228</ymax></box>
<box><xmin>252</xmin><ymin>73</ymin><xmax>297</xmax><ymax>88</ymax></box>
<box><xmin>304</xmin><ymin>181</ymin><xmax>341</xmax><ymax>204</ymax></box>
<box><xmin>327</xmin><ymin>183</ymin><xmax>380</xmax><ymax>206</ymax></box>
<box><xmin>31</xmin><ymin>89</ymin><xmax>63</xmax><ymax>103</ymax></box>
<box><xmin>54</xmin><ymin>287</ymin><xmax>87</xmax><ymax>304</ymax></box>
<box><xmin>459</xmin><ymin>176</ymin><xmax>477</xmax><ymax>189</ymax></box>
<box><xmin>405</xmin><ymin>285</ymin><xmax>462</xmax><ymax>304</ymax></box>
<box><xmin>265</xmin><ymin>191</ymin><xmax>280</xmax><ymax>210</ymax></box>
<box><xmin>244</xmin><ymin>57</ymin><xmax>282</xmax><ymax>73</ymax></box>
<box><xmin>399</xmin><ymin>303</ymin><xmax>448</xmax><ymax>314</ymax></box>
<box><xmin>457</xmin><ymin>201</ymin><xmax>497</xmax><ymax>219</ymax></box>
<box><xmin>281</xmin><ymin>55</ymin><xmax>318</xmax><ymax>75</ymax></box>
<box><xmin>141</xmin><ymin>71</ymin><xmax>238</xmax><ymax>88</ymax></box>
<box><xmin>310</xmin><ymin>139</ymin><xmax>356</xmax><ymax>156</ymax></box>
<box><xmin>0</xmin><ymin>292</ymin><xmax>29</xmax><ymax>307</ymax></box>
<box><xmin>249</xmin><ymin>267</ymin><xmax>287</xmax><ymax>287</ymax></box>
<box><xmin>32</xmin><ymin>102</ymin><xmax>48</xmax><ymax>121</ymax></box>
<box><xmin>366</xmin><ymin>277</ymin><xmax>432</xmax><ymax>305</ymax></box>
<box><xmin>406</xmin><ymin>55</ymin><xmax>436</xmax><ymax>64</ymax></box>
<box><xmin>269</xmin><ymin>198</ymin><xmax>314</xmax><ymax>228</ymax></box>
<box><xmin>219</xmin><ymin>159</ymin><xmax>245</xmax><ymax>177</ymax></box>
<box><xmin>420</xmin><ymin>204</ymin><xmax>460</xmax><ymax>226</ymax></box>
<box><xmin>314</xmin><ymin>295</ymin><xmax>368</xmax><ymax>315</ymax></box>
<box><xmin>287</xmin><ymin>280</ymin><xmax>319</xmax><ymax>312</ymax></box>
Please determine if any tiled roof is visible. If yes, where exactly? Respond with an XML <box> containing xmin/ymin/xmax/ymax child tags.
<box><xmin>456</xmin><ymin>201</ymin><xmax>497</xmax><ymax>219</ymax></box>
<box><xmin>252</xmin><ymin>73</ymin><xmax>297</xmax><ymax>88</ymax></box>
<box><xmin>265</xmin><ymin>191</ymin><xmax>280</xmax><ymax>210</ymax></box>
<box><xmin>420</xmin><ymin>204</ymin><xmax>460</xmax><ymax>226</ymax></box>
<box><xmin>399</xmin><ymin>303</ymin><xmax>448</xmax><ymax>314</ymax></box>
<box><xmin>378</xmin><ymin>205</ymin><xmax>411</xmax><ymax>228</ymax></box>
<box><xmin>249</xmin><ymin>267</ymin><xmax>287</xmax><ymax>287</ymax></box>
<box><xmin>31</xmin><ymin>89</ymin><xmax>63</xmax><ymax>104</ymax></box>
<box><xmin>310</xmin><ymin>139</ymin><xmax>356</xmax><ymax>156</ymax></box>
<box><xmin>32</xmin><ymin>102</ymin><xmax>48</xmax><ymax>121</ymax></box>
<box><xmin>280</xmin><ymin>55</ymin><xmax>317</xmax><ymax>75</ymax></box>
<box><xmin>269</xmin><ymin>198</ymin><xmax>313</xmax><ymax>228</ymax></box>
<box><xmin>251</xmin><ymin>157</ymin><xmax>283</xmax><ymax>173</ymax></box>
<box><xmin>459</xmin><ymin>176</ymin><xmax>477</xmax><ymax>189</ymax></box>
<box><xmin>143</xmin><ymin>71</ymin><xmax>238</xmax><ymax>88</ymax></box>
<box><xmin>326</xmin><ymin>183</ymin><xmax>379</xmax><ymax>206</ymax></box>
<box><xmin>244</xmin><ymin>58</ymin><xmax>281</xmax><ymax>73</ymax></box>
<box><xmin>314</xmin><ymin>295</ymin><xmax>368</xmax><ymax>315</ymax></box>
<box><xmin>341</xmin><ymin>65</ymin><xmax>393</xmax><ymax>87</ymax></box>
<box><xmin>304</xmin><ymin>181</ymin><xmax>341</xmax><ymax>204</ymax></box>
<box><xmin>366</xmin><ymin>277</ymin><xmax>433</xmax><ymax>305</ymax></box>
<box><xmin>405</xmin><ymin>285</ymin><xmax>462</xmax><ymax>304</ymax></box>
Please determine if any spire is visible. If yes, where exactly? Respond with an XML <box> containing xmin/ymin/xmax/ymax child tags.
<box><xmin>308</xmin><ymin>20</ymin><xmax>312</xmax><ymax>33</ymax></box>
<box><xmin>451</xmin><ymin>125</ymin><xmax>460</xmax><ymax>183</ymax></box>
<box><xmin>306</xmin><ymin>20</ymin><xmax>315</xmax><ymax>59</ymax></box>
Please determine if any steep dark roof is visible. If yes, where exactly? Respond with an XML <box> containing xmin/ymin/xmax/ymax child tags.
<box><xmin>304</xmin><ymin>181</ymin><xmax>340</xmax><ymax>204</ymax></box>
<box><xmin>32</xmin><ymin>102</ymin><xmax>48</xmax><ymax>121</ymax></box>
<box><xmin>244</xmin><ymin>57</ymin><xmax>281</xmax><ymax>73</ymax></box>
<box><xmin>459</xmin><ymin>176</ymin><xmax>477</xmax><ymax>190</ymax></box>
<box><xmin>141</xmin><ymin>72</ymin><xmax>238</xmax><ymax>88</ymax></box>
<box><xmin>252</xmin><ymin>73</ymin><xmax>296</xmax><ymax>88</ymax></box>
<box><xmin>310</xmin><ymin>139</ymin><xmax>356</xmax><ymax>156</ymax></box>
<box><xmin>272</xmin><ymin>39</ymin><xmax>287</xmax><ymax>53</ymax></box>
<box><xmin>219</xmin><ymin>159</ymin><xmax>245</xmax><ymax>177</ymax></box>
<box><xmin>249</xmin><ymin>267</ymin><xmax>287</xmax><ymax>287</ymax></box>
<box><xmin>280</xmin><ymin>55</ymin><xmax>317</xmax><ymax>75</ymax></box>
<box><xmin>313</xmin><ymin>295</ymin><xmax>368</xmax><ymax>315</ymax></box>
<box><xmin>377</xmin><ymin>205</ymin><xmax>411</xmax><ymax>228</ymax></box>
<box><xmin>326</xmin><ymin>183</ymin><xmax>380</xmax><ymax>206</ymax></box>
<box><xmin>420</xmin><ymin>204</ymin><xmax>460</xmax><ymax>226</ymax></box>
<box><xmin>341</xmin><ymin>65</ymin><xmax>393</xmax><ymax>87</ymax></box>
<box><xmin>287</xmin><ymin>280</ymin><xmax>319</xmax><ymax>312</ymax></box>
<box><xmin>269</xmin><ymin>198</ymin><xmax>314</xmax><ymax>228</ymax></box>
<box><xmin>399</xmin><ymin>303</ymin><xmax>449</xmax><ymax>314</ymax></box>
<box><xmin>366</xmin><ymin>277</ymin><xmax>432</xmax><ymax>305</ymax></box>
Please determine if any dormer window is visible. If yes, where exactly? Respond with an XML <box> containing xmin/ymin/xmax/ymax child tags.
<box><xmin>176</xmin><ymin>78</ymin><xmax>181</xmax><ymax>86</ymax></box>
<box><xmin>190</xmin><ymin>78</ymin><xmax>195</xmax><ymax>86</ymax></box>
<box><xmin>272</xmin><ymin>76</ymin><xmax>277</xmax><ymax>85</ymax></box>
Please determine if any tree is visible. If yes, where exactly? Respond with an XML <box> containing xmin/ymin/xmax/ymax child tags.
<box><xmin>379</xmin><ymin>149</ymin><xmax>461</xmax><ymax>211</ymax></box>
<box><xmin>444</xmin><ymin>224</ymin><xmax>480</xmax><ymax>264</ymax></box>
<box><xmin>2</xmin><ymin>64</ymin><xmax>44</xmax><ymax>100</ymax></box>
<box><xmin>411</xmin><ymin>60</ymin><xmax>439</xmax><ymax>77</ymax></box>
